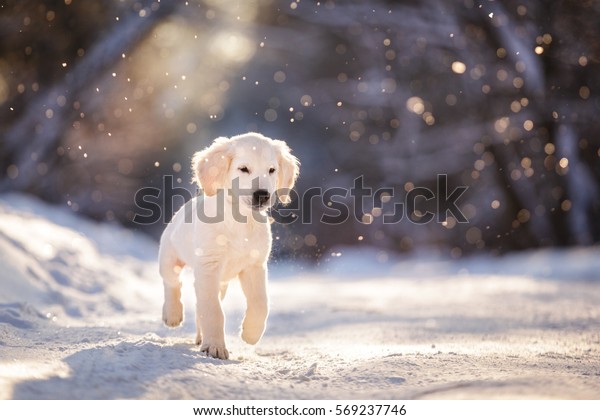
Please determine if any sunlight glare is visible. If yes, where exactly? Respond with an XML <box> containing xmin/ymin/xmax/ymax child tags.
<box><xmin>211</xmin><ymin>31</ymin><xmax>256</xmax><ymax>64</ymax></box>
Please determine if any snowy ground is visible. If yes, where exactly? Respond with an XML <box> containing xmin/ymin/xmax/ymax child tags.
<box><xmin>1</xmin><ymin>194</ymin><xmax>599</xmax><ymax>400</ymax></box>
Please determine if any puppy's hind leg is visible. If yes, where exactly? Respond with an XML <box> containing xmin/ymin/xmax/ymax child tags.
<box><xmin>159</xmin><ymin>243</ymin><xmax>184</xmax><ymax>327</ymax></box>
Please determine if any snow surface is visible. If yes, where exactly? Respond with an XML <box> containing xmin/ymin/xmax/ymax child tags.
<box><xmin>1</xmin><ymin>194</ymin><xmax>599</xmax><ymax>399</ymax></box>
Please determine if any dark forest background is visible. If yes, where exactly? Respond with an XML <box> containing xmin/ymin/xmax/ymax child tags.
<box><xmin>1</xmin><ymin>0</ymin><xmax>599</xmax><ymax>261</ymax></box>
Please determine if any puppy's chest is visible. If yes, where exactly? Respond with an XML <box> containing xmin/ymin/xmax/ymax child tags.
<box><xmin>224</xmin><ymin>225</ymin><xmax>271</xmax><ymax>263</ymax></box>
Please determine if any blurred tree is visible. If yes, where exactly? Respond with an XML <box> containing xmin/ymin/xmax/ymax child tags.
<box><xmin>0</xmin><ymin>0</ymin><xmax>178</xmax><ymax>222</ymax></box>
<box><xmin>219</xmin><ymin>0</ymin><xmax>600</xmax><ymax>257</ymax></box>
<box><xmin>1</xmin><ymin>0</ymin><xmax>599</xmax><ymax>259</ymax></box>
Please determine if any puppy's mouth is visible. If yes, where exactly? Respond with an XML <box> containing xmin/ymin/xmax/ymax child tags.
<box><xmin>250</xmin><ymin>202</ymin><xmax>270</xmax><ymax>211</ymax></box>
<box><xmin>241</xmin><ymin>198</ymin><xmax>270</xmax><ymax>211</ymax></box>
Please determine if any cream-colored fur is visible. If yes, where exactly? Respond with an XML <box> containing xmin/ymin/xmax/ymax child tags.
<box><xmin>159</xmin><ymin>133</ymin><xmax>299</xmax><ymax>359</ymax></box>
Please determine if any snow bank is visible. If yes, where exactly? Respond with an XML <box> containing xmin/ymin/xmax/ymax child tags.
<box><xmin>0</xmin><ymin>194</ymin><xmax>161</xmax><ymax>322</ymax></box>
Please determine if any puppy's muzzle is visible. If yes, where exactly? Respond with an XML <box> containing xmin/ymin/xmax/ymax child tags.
<box><xmin>252</xmin><ymin>189</ymin><xmax>271</xmax><ymax>208</ymax></box>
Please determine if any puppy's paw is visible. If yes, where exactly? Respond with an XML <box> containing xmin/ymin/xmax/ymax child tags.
<box><xmin>162</xmin><ymin>300</ymin><xmax>183</xmax><ymax>327</ymax></box>
<box><xmin>241</xmin><ymin>326</ymin><xmax>264</xmax><ymax>345</ymax></box>
<box><xmin>200</xmin><ymin>342</ymin><xmax>229</xmax><ymax>360</ymax></box>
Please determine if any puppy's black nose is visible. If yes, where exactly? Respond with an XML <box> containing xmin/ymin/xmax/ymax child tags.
<box><xmin>252</xmin><ymin>189</ymin><xmax>270</xmax><ymax>207</ymax></box>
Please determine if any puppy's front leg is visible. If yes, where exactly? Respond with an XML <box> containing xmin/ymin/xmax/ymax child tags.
<box><xmin>194</xmin><ymin>263</ymin><xmax>229</xmax><ymax>359</ymax></box>
<box><xmin>239</xmin><ymin>264</ymin><xmax>269</xmax><ymax>345</ymax></box>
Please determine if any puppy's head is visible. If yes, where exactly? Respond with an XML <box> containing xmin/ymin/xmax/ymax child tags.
<box><xmin>192</xmin><ymin>133</ymin><xmax>299</xmax><ymax>212</ymax></box>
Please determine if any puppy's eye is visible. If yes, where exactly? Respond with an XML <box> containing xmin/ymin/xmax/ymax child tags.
<box><xmin>269</xmin><ymin>168</ymin><xmax>276</xmax><ymax>174</ymax></box>
<box><xmin>239</xmin><ymin>166</ymin><xmax>250</xmax><ymax>174</ymax></box>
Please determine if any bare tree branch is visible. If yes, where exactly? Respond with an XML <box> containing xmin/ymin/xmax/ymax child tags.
<box><xmin>0</xmin><ymin>0</ymin><xmax>178</xmax><ymax>192</ymax></box>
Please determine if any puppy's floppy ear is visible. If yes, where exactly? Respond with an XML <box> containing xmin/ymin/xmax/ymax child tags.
<box><xmin>273</xmin><ymin>139</ymin><xmax>300</xmax><ymax>205</ymax></box>
<box><xmin>192</xmin><ymin>137</ymin><xmax>233</xmax><ymax>196</ymax></box>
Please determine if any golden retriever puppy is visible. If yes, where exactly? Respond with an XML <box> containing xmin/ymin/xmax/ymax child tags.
<box><xmin>159</xmin><ymin>133</ymin><xmax>299</xmax><ymax>359</ymax></box>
